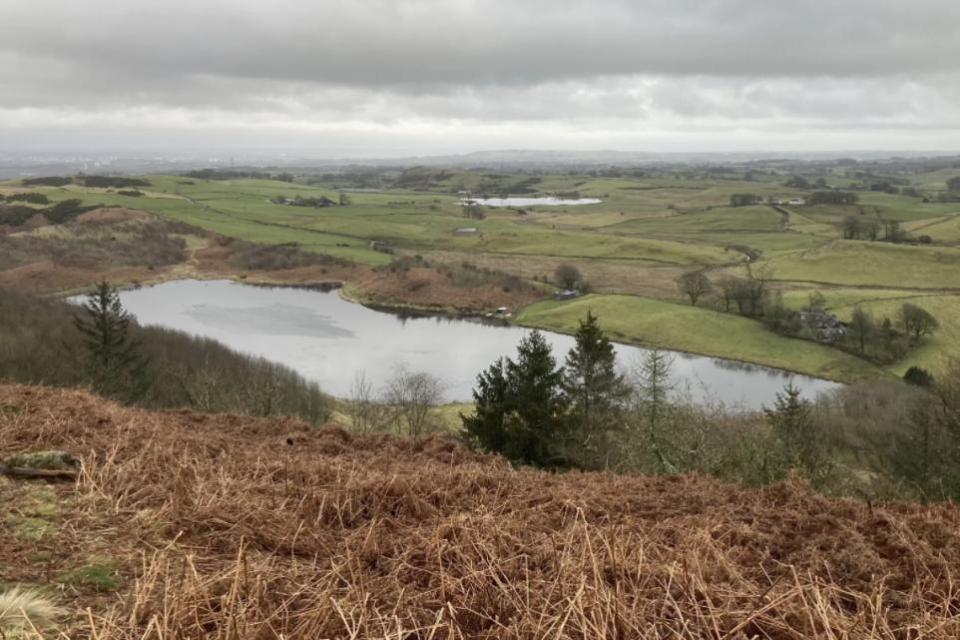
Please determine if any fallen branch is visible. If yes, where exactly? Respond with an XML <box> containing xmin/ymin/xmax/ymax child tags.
<box><xmin>0</xmin><ymin>465</ymin><xmax>78</xmax><ymax>480</ymax></box>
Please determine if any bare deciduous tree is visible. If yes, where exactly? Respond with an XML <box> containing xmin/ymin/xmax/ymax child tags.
<box><xmin>849</xmin><ymin>307</ymin><xmax>876</xmax><ymax>353</ymax></box>
<box><xmin>383</xmin><ymin>365</ymin><xmax>444</xmax><ymax>437</ymax></box>
<box><xmin>677</xmin><ymin>271</ymin><xmax>712</xmax><ymax>306</ymax></box>
<box><xmin>462</xmin><ymin>201</ymin><xmax>486</xmax><ymax>220</ymax></box>
<box><xmin>899</xmin><ymin>303</ymin><xmax>939</xmax><ymax>341</ymax></box>
<box><xmin>348</xmin><ymin>370</ymin><xmax>384</xmax><ymax>433</ymax></box>
<box><xmin>630</xmin><ymin>349</ymin><xmax>677</xmax><ymax>473</ymax></box>
<box><xmin>554</xmin><ymin>263</ymin><xmax>581</xmax><ymax>290</ymax></box>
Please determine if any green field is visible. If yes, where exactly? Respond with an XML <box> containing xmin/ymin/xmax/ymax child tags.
<box><xmin>830</xmin><ymin>295</ymin><xmax>960</xmax><ymax>376</ymax></box>
<box><xmin>766</xmin><ymin>241</ymin><xmax>960</xmax><ymax>289</ymax></box>
<box><xmin>516</xmin><ymin>295</ymin><xmax>883</xmax><ymax>381</ymax></box>
<box><xmin>6</xmin><ymin>160</ymin><xmax>960</xmax><ymax>382</ymax></box>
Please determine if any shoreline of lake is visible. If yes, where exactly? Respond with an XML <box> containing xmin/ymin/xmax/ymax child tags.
<box><xmin>89</xmin><ymin>279</ymin><xmax>842</xmax><ymax>407</ymax></box>
<box><xmin>62</xmin><ymin>273</ymin><xmax>855</xmax><ymax>389</ymax></box>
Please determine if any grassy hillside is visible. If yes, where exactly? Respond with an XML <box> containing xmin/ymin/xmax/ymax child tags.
<box><xmin>3</xmin><ymin>384</ymin><xmax>960</xmax><ymax>638</ymax></box>
<box><xmin>830</xmin><ymin>294</ymin><xmax>960</xmax><ymax>376</ymax></box>
<box><xmin>516</xmin><ymin>295</ymin><xmax>883</xmax><ymax>381</ymax></box>
<box><xmin>6</xmin><ymin>164</ymin><xmax>960</xmax><ymax>381</ymax></box>
<box><xmin>766</xmin><ymin>241</ymin><xmax>960</xmax><ymax>289</ymax></box>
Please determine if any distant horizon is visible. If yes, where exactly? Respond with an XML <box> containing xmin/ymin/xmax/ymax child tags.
<box><xmin>3</xmin><ymin>147</ymin><xmax>959</xmax><ymax>163</ymax></box>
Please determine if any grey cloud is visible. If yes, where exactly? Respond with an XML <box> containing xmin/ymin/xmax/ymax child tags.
<box><xmin>0</xmin><ymin>0</ymin><xmax>958</xmax><ymax>151</ymax></box>
<box><xmin>4</xmin><ymin>0</ymin><xmax>960</xmax><ymax>89</ymax></box>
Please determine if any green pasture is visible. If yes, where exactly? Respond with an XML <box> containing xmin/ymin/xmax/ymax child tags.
<box><xmin>515</xmin><ymin>294</ymin><xmax>882</xmax><ymax>382</ymax></box>
<box><xmin>829</xmin><ymin>294</ymin><xmax>960</xmax><ymax>376</ymax></box>
<box><xmin>764</xmin><ymin>241</ymin><xmax>960</xmax><ymax>289</ymax></box>
<box><xmin>7</xmin><ymin>165</ymin><xmax>960</xmax><ymax>385</ymax></box>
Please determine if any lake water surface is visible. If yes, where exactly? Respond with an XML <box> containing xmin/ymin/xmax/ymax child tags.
<box><xmin>465</xmin><ymin>197</ymin><xmax>602</xmax><ymax>207</ymax></box>
<box><xmin>109</xmin><ymin>280</ymin><xmax>840</xmax><ymax>408</ymax></box>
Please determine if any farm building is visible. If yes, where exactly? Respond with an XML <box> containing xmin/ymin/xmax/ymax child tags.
<box><xmin>798</xmin><ymin>310</ymin><xmax>846</xmax><ymax>342</ymax></box>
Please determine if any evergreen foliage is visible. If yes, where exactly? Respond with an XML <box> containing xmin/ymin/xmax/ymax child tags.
<box><xmin>560</xmin><ymin>311</ymin><xmax>629</xmax><ymax>467</ymax></box>
<box><xmin>72</xmin><ymin>281</ymin><xmax>149</xmax><ymax>401</ymax></box>
<box><xmin>463</xmin><ymin>330</ymin><xmax>566</xmax><ymax>467</ymax></box>
<box><xmin>763</xmin><ymin>383</ymin><xmax>827</xmax><ymax>481</ymax></box>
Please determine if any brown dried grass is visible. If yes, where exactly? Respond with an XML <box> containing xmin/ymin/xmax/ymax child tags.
<box><xmin>2</xmin><ymin>383</ymin><xmax>960</xmax><ymax>639</ymax></box>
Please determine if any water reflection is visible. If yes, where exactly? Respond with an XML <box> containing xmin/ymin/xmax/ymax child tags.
<box><xmin>100</xmin><ymin>280</ymin><xmax>841</xmax><ymax>407</ymax></box>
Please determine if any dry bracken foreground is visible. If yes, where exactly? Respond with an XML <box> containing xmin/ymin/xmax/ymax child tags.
<box><xmin>3</xmin><ymin>384</ymin><xmax>960</xmax><ymax>639</ymax></box>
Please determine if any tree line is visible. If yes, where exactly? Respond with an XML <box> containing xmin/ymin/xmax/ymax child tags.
<box><xmin>462</xmin><ymin>313</ymin><xmax>685</xmax><ymax>471</ymax></box>
<box><xmin>345</xmin><ymin>366</ymin><xmax>445</xmax><ymax>437</ymax></box>
<box><xmin>0</xmin><ymin>198</ymin><xmax>95</xmax><ymax>227</ymax></box>
<box><xmin>184</xmin><ymin>169</ymin><xmax>299</xmax><ymax>182</ymax></box>
<box><xmin>729</xmin><ymin>191</ymin><xmax>859</xmax><ymax>208</ymax></box>
<box><xmin>457</xmin><ymin>311</ymin><xmax>960</xmax><ymax>502</ymax></box>
<box><xmin>18</xmin><ymin>175</ymin><xmax>150</xmax><ymax>189</ymax></box>
<box><xmin>675</xmin><ymin>268</ymin><xmax>938</xmax><ymax>364</ymax></box>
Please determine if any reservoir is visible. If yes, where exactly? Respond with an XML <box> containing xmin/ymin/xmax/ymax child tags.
<box><xmin>107</xmin><ymin>279</ymin><xmax>840</xmax><ymax>408</ymax></box>
<box><xmin>464</xmin><ymin>197</ymin><xmax>602</xmax><ymax>207</ymax></box>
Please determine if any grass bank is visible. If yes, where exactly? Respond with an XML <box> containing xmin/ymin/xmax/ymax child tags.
<box><xmin>515</xmin><ymin>294</ymin><xmax>884</xmax><ymax>382</ymax></box>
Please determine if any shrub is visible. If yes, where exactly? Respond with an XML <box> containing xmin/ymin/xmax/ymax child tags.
<box><xmin>21</xmin><ymin>176</ymin><xmax>71</xmax><ymax>187</ymax></box>
<box><xmin>554</xmin><ymin>263</ymin><xmax>582</xmax><ymax>290</ymax></box>
<box><xmin>4</xmin><ymin>192</ymin><xmax>49</xmax><ymax>204</ymax></box>
<box><xmin>904</xmin><ymin>366</ymin><xmax>935</xmax><ymax>388</ymax></box>
<box><xmin>80</xmin><ymin>176</ymin><xmax>151</xmax><ymax>189</ymax></box>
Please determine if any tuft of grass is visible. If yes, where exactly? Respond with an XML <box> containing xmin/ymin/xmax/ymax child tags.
<box><xmin>0</xmin><ymin>587</ymin><xmax>64</xmax><ymax>634</ymax></box>
<box><xmin>59</xmin><ymin>558</ymin><xmax>121</xmax><ymax>592</ymax></box>
<box><xmin>10</xmin><ymin>517</ymin><xmax>58</xmax><ymax>542</ymax></box>
<box><xmin>27</xmin><ymin>552</ymin><xmax>54</xmax><ymax>564</ymax></box>
<box><xmin>4</xmin><ymin>486</ymin><xmax>60</xmax><ymax>541</ymax></box>
<box><xmin>3</xmin><ymin>450</ymin><xmax>78</xmax><ymax>471</ymax></box>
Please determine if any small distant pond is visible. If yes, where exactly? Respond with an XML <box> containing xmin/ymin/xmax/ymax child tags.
<box><xmin>465</xmin><ymin>196</ymin><xmax>602</xmax><ymax>207</ymax></box>
<box><xmin>97</xmin><ymin>280</ymin><xmax>840</xmax><ymax>408</ymax></box>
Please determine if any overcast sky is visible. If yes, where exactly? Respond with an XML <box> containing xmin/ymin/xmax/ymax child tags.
<box><xmin>2</xmin><ymin>0</ymin><xmax>959</xmax><ymax>156</ymax></box>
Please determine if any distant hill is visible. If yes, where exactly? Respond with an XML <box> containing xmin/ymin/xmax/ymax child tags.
<box><xmin>2</xmin><ymin>149</ymin><xmax>959</xmax><ymax>179</ymax></box>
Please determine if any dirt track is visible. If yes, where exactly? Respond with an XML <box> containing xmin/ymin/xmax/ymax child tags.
<box><xmin>3</xmin><ymin>383</ymin><xmax>960</xmax><ymax>638</ymax></box>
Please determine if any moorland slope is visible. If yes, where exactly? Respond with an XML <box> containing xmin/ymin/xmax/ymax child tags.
<box><xmin>2</xmin><ymin>384</ymin><xmax>960</xmax><ymax>638</ymax></box>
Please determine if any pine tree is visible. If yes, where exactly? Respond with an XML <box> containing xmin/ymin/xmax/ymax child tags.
<box><xmin>73</xmin><ymin>281</ymin><xmax>148</xmax><ymax>401</ymax></box>
<box><xmin>462</xmin><ymin>358</ymin><xmax>511</xmax><ymax>453</ymax></box>
<box><xmin>462</xmin><ymin>330</ymin><xmax>566</xmax><ymax>467</ymax></box>
<box><xmin>505</xmin><ymin>330</ymin><xmax>566</xmax><ymax>466</ymax></box>
<box><xmin>561</xmin><ymin>312</ymin><xmax>628</xmax><ymax>467</ymax></box>
<box><xmin>763</xmin><ymin>383</ymin><xmax>825</xmax><ymax>478</ymax></box>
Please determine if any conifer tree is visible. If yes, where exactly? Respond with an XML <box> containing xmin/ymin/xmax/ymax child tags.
<box><xmin>505</xmin><ymin>330</ymin><xmax>566</xmax><ymax>466</ymax></box>
<box><xmin>73</xmin><ymin>281</ymin><xmax>148</xmax><ymax>401</ymax></box>
<box><xmin>463</xmin><ymin>330</ymin><xmax>566</xmax><ymax>467</ymax></box>
<box><xmin>462</xmin><ymin>358</ymin><xmax>511</xmax><ymax>453</ymax></box>
<box><xmin>561</xmin><ymin>312</ymin><xmax>628</xmax><ymax>466</ymax></box>
<box><xmin>764</xmin><ymin>383</ymin><xmax>825</xmax><ymax>478</ymax></box>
